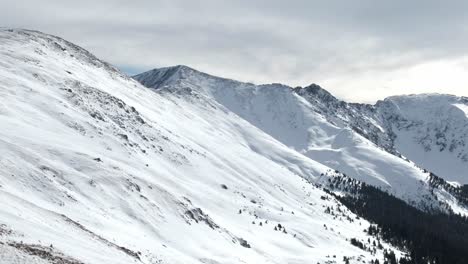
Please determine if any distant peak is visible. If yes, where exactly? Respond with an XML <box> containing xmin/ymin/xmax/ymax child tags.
<box><xmin>158</xmin><ymin>64</ymin><xmax>197</xmax><ymax>73</ymax></box>
<box><xmin>381</xmin><ymin>93</ymin><xmax>465</xmax><ymax>105</ymax></box>
<box><xmin>133</xmin><ymin>65</ymin><xmax>241</xmax><ymax>90</ymax></box>
<box><xmin>132</xmin><ymin>66</ymin><xmax>184</xmax><ymax>89</ymax></box>
<box><xmin>294</xmin><ymin>83</ymin><xmax>338</xmax><ymax>102</ymax></box>
<box><xmin>303</xmin><ymin>83</ymin><xmax>330</xmax><ymax>94</ymax></box>
<box><xmin>175</xmin><ymin>64</ymin><xmax>196</xmax><ymax>71</ymax></box>
<box><xmin>134</xmin><ymin>64</ymin><xmax>212</xmax><ymax>79</ymax></box>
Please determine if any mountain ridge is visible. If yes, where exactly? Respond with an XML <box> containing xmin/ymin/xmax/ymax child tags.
<box><xmin>0</xmin><ymin>27</ymin><xmax>408</xmax><ymax>264</ymax></box>
<box><xmin>2</xmin><ymin>28</ymin><xmax>468</xmax><ymax>263</ymax></box>
<box><xmin>135</xmin><ymin>64</ymin><xmax>468</xmax><ymax>104</ymax></box>
<box><xmin>134</xmin><ymin>65</ymin><xmax>468</xmax><ymax>184</ymax></box>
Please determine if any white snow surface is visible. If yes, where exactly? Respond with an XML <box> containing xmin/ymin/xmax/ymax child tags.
<box><xmin>378</xmin><ymin>94</ymin><xmax>468</xmax><ymax>183</ymax></box>
<box><xmin>0</xmin><ymin>29</ymin><xmax>408</xmax><ymax>264</ymax></box>
<box><xmin>135</xmin><ymin>66</ymin><xmax>467</xmax><ymax>213</ymax></box>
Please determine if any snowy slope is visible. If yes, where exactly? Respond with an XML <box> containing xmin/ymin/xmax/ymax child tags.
<box><xmin>134</xmin><ymin>66</ymin><xmax>467</xmax><ymax>213</ymax></box>
<box><xmin>377</xmin><ymin>94</ymin><xmax>468</xmax><ymax>184</ymax></box>
<box><xmin>296</xmin><ymin>87</ymin><xmax>468</xmax><ymax>186</ymax></box>
<box><xmin>0</xmin><ymin>29</ymin><xmax>405</xmax><ymax>264</ymax></box>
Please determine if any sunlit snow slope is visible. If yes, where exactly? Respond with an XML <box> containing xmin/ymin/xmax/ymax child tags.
<box><xmin>0</xmin><ymin>29</ymin><xmax>408</xmax><ymax>264</ymax></box>
<box><xmin>377</xmin><ymin>94</ymin><xmax>468</xmax><ymax>184</ymax></box>
<box><xmin>135</xmin><ymin>66</ymin><xmax>468</xmax><ymax>213</ymax></box>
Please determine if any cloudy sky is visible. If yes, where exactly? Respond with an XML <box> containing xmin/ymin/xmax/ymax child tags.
<box><xmin>3</xmin><ymin>0</ymin><xmax>468</xmax><ymax>102</ymax></box>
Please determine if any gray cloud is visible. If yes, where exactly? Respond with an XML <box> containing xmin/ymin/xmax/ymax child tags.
<box><xmin>3</xmin><ymin>0</ymin><xmax>468</xmax><ymax>102</ymax></box>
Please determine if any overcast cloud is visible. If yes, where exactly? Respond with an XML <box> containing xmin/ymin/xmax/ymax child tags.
<box><xmin>2</xmin><ymin>0</ymin><xmax>468</xmax><ymax>102</ymax></box>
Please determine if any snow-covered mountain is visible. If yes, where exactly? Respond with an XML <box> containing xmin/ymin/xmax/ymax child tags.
<box><xmin>1</xmin><ymin>29</ymin><xmax>468</xmax><ymax>264</ymax></box>
<box><xmin>138</xmin><ymin>65</ymin><xmax>468</xmax><ymax>186</ymax></box>
<box><xmin>134</xmin><ymin>66</ymin><xmax>468</xmax><ymax>212</ymax></box>
<box><xmin>293</xmin><ymin>84</ymin><xmax>468</xmax><ymax>186</ymax></box>
<box><xmin>376</xmin><ymin>94</ymin><xmax>468</xmax><ymax>184</ymax></box>
<box><xmin>0</xmin><ymin>29</ymin><xmax>410</xmax><ymax>264</ymax></box>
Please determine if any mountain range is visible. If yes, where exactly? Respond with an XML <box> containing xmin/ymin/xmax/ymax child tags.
<box><xmin>1</xmin><ymin>29</ymin><xmax>468</xmax><ymax>264</ymax></box>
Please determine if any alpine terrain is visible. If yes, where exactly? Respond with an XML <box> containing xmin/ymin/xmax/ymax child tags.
<box><xmin>1</xmin><ymin>29</ymin><xmax>468</xmax><ymax>264</ymax></box>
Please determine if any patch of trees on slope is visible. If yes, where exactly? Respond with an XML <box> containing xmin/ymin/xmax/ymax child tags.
<box><xmin>333</xmin><ymin>182</ymin><xmax>468</xmax><ymax>264</ymax></box>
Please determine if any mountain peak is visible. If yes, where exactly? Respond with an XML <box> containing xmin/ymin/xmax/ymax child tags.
<box><xmin>303</xmin><ymin>83</ymin><xmax>335</xmax><ymax>97</ymax></box>
<box><xmin>385</xmin><ymin>93</ymin><xmax>458</xmax><ymax>101</ymax></box>
<box><xmin>1</xmin><ymin>28</ymin><xmax>124</xmax><ymax>78</ymax></box>
<box><xmin>161</xmin><ymin>64</ymin><xmax>197</xmax><ymax>74</ymax></box>
<box><xmin>133</xmin><ymin>64</ymin><xmax>232</xmax><ymax>90</ymax></box>
<box><xmin>132</xmin><ymin>65</ymin><xmax>188</xmax><ymax>89</ymax></box>
<box><xmin>294</xmin><ymin>83</ymin><xmax>341</xmax><ymax>105</ymax></box>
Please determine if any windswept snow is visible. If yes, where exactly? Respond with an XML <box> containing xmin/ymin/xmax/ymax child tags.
<box><xmin>379</xmin><ymin>94</ymin><xmax>468</xmax><ymax>183</ymax></box>
<box><xmin>0</xmin><ymin>29</ymin><xmax>405</xmax><ymax>264</ymax></box>
<box><xmin>135</xmin><ymin>66</ymin><xmax>467</xmax><ymax>213</ymax></box>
